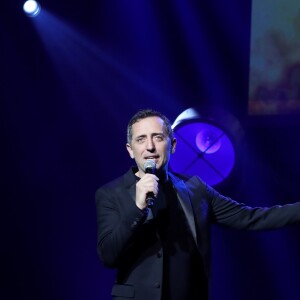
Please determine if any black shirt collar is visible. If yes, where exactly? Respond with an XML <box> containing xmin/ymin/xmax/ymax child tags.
<box><xmin>131</xmin><ymin>166</ymin><xmax>169</xmax><ymax>183</ymax></box>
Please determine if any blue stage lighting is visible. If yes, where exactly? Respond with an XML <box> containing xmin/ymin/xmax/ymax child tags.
<box><xmin>170</xmin><ymin>107</ymin><xmax>244</xmax><ymax>187</ymax></box>
<box><xmin>23</xmin><ymin>0</ymin><xmax>41</xmax><ymax>17</ymax></box>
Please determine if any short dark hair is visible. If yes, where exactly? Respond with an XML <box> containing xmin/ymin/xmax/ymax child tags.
<box><xmin>127</xmin><ymin>109</ymin><xmax>174</xmax><ymax>144</ymax></box>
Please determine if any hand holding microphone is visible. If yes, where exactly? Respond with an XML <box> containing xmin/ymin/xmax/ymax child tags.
<box><xmin>144</xmin><ymin>159</ymin><xmax>157</xmax><ymax>207</ymax></box>
<box><xmin>135</xmin><ymin>159</ymin><xmax>158</xmax><ymax>210</ymax></box>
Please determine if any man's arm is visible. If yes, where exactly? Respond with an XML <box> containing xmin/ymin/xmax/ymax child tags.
<box><xmin>95</xmin><ymin>186</ymin><xmax>148</xmax><ymax>268</ymax></box>
<box><xmin>207</xmin><ymin>183</ymin><xmax>300</xmax><ymax>230</ymax></box>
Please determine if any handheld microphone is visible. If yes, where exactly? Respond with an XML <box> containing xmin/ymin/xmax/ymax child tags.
<box><xmin>144</xmin><ymin>159</ymin><xmax>156</xmax><ymax>207</ymax></box>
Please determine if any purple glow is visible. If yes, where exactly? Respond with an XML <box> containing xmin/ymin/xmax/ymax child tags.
<box><xmin>169</xmin><ymin>121</ymin><xmax>235</xmax><ymax>186</ymax></box>
<box><xmin>195</xmin><ymin>124</ymin><xmax>222</xmax><ymax>154</ymax></box>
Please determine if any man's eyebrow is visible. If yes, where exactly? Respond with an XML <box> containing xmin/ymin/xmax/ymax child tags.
<box><xmin>134</xmin><ymin>132</ymin><xmax>165</xmax><ymax>139</ymax></box>
<box><xmin>152</xmin><ymin>132</ymin><xmax>166</xmax><ymax>136</ymax></box>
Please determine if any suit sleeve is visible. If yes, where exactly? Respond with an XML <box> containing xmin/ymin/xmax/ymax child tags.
<box><xmin>197</xmin><ymin>177</ymin><xmax>300</xmax><ymax>230</ymax></box>
<box><xmin>95</xmin><ymin>186</ymin><xmax>148</xmax><ymax>268</ymax></box>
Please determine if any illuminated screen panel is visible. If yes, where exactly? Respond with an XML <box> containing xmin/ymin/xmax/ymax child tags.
<box><xmin>249</xmin><ymin>0</ymin><xmax>300</xmax><ymax>115</ymax></box>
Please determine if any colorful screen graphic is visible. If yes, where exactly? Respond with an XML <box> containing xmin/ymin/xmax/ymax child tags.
<box><xmin>249</xmin><ymin>0</ymin><xmax>300</xmax><ymax>115</ymax></box>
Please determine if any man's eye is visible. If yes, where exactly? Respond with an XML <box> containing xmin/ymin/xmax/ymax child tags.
<box><xmin>137</xmin><ymin>138</ymin><xmax>145</xmax><ymax>143</ymax></box>
<box><xmin>155</xmin><ymin>135</ymin><xmax>164</xmax><ymax>141</ymax></box>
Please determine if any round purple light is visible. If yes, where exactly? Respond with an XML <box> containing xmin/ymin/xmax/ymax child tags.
<box><xmin>195</xmin><ymin>124</ymin><xmax>222</xmax><ymax>154</ymax></box>
<box><xmin>169</xmin><ymin>121</ymin><xmax>235</xmax><ymax>186</ymax></box>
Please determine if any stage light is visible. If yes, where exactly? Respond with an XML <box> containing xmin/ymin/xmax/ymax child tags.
<box><xmin>195</xmin><ymin>125</ymin><xmax>222</xmax><ymax>154</ymax></box>
<box><xmin>23</xmin><ymin>0</ymin><xmax>41</xmax><ymax>17</ymax></box>
<box><xmin>170</xmin><ymin>107</ymin><xmax>244</xmax><ymax>187</ymax></box>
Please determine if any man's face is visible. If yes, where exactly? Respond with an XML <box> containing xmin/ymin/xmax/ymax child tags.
<box><xmin>126</xmin><ymin>116</ymin><xmax>176</xmax><ymax>176</ymax></box>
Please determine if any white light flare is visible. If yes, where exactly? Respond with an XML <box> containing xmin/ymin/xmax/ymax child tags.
<box><xmin>23</xmin><ymin>0</ymin><xmax>41</xmax><ymax>17</ymax></box>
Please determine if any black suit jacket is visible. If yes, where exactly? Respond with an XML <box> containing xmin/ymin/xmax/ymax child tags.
<box><xmin>95</xmin><ymin>168</ymin><xmax>300</xmax><ymax>299</ymax></box>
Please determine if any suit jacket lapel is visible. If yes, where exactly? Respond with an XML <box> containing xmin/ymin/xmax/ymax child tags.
<box><xmin>169</xmin><ymin>173</ymin><xmax>197</xmax><ymax>246</ymax></box>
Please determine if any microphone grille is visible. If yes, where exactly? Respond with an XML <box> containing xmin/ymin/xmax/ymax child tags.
<box><xmin>144</xmin><ymin>159</ymin><xmax>156</xmax><ymax>170</ymax></box>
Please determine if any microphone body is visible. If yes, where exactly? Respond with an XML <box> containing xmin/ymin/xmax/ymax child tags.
<box><xmin>144</xmin><ymin>159</ymin><xmax>156</xmax><ymax>207</ymax></box>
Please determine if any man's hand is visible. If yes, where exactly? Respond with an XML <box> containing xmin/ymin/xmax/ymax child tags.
<box><xmin>135</xmin><ymin>174</ymin><xmax>159</xmax><ymax>210</ymax></box>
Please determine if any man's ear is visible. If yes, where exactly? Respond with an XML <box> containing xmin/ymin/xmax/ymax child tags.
<box><xmin>126</xmin><ymin>143</ymin><xmax>135</xmax><ymax>159</ymax></box>
<box><xmin>171</xmin><ymin>138</ymin><xmax>177</xmax><ymax>154</ymax></box>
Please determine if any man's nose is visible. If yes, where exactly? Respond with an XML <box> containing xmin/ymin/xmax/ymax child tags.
<box><xmin>146</xmin><ymin>139</ymin><xmax>155</xmax><ymax>151</ymax></box>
